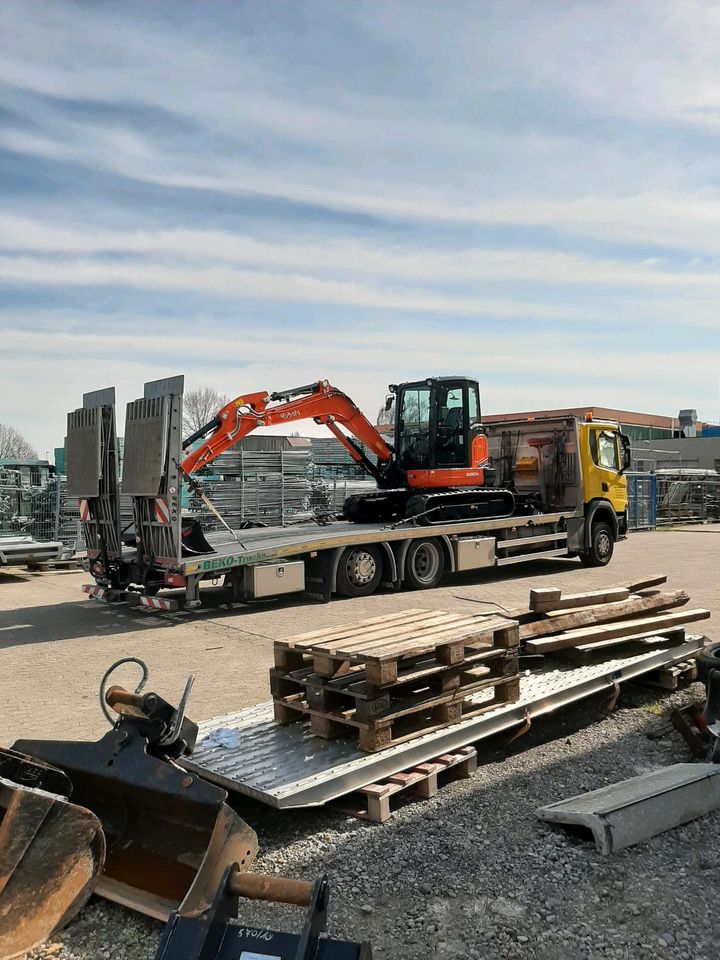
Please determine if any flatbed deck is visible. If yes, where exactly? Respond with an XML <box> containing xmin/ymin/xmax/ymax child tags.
<box><xmin>182</xmin><ymin>511</ymin><xmax>574</xmax><ymax>575</ymax></box>
<box><xmin>186</xmin><ymin>635</ymin><xmax>703</xmax><ymax>809</ymax></box>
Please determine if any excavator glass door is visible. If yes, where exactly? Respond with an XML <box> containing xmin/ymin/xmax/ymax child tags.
<box><xmin>395</xmin><ymin>378</ymin><xmax>481</xmax><ymax>472</ymax></box>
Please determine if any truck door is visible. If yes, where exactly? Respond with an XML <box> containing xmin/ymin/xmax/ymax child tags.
<box><xmin>584</xmin><ymin>426</ymin><xmax>627</xmax><ymax>512</ymax></box>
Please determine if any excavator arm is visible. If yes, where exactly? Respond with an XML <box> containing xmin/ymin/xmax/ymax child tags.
<box><xmin>180</xmin><ymin>380</ymin><xmax>394</xmax><ymax>480</ymax></box>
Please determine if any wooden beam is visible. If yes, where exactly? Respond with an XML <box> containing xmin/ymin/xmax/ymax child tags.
<box><xmin>519</xmin><ymin>591</ymin><xmax>690</xmax><ymax>641</ymax></box>
<box><xmin>529</xmin><ymin>586</ymin><xmax>630</xmax><ymax>613</ymax></box>
<box><xmin>525</xmin><ymin>608</ymin><xmax>710</xmax><ymax>654</ymax></box>
<box><xmin>612</xmin><ymin>574</ymin><xmax>667</xmax><ymax>592</ymax></box>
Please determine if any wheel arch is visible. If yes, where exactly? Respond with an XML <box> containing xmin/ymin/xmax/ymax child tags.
<box><xmin>396</xmin><ymin>534</ymin><xmax>454</xmax><ymax>584</ymax></box>
<box><xmin>584</xmin><ymin>498</ymin><xmax>618</xmax><ymax>549</ymax></box>
<box><xmin>329</xmin><ymin>542</ymin><xmax>397</xmax><ymax>592</ymax></box>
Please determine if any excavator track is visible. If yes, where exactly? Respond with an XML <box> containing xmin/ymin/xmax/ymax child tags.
<box><xmin>344</xmin><ymin>488</ymin><xmax>516</xmax><ymax>525</ymax></box>
<box><xmin>343</xmin><ymin>490</ymin><xmax>408</xmax><ymax>523</ymax></box>
<box><xmin>404</xmin><ymin>488</ymin><xmax>516</xmax><ymax>525</ymax></box>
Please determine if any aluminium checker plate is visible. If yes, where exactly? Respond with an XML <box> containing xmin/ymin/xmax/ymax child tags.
<box><xmin>185</xmin><ymin>637</ymin><xmax>705</xmax><ymax>809</ymax></box>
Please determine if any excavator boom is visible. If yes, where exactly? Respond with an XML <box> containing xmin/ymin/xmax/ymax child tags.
<box><xmin>181</xmin><ymin>380</ymin><xmax>393</xmax><ymax>480</ymax></box>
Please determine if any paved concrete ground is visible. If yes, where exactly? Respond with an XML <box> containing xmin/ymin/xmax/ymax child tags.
<box><xmin>3</xmin><ymin>526</ymin><xmax>720</xmax><ymax>960</ymax></box>
<box><xmin>0</xmin><ymin>526</ymin><xmax>718</xmax><ymax>742</ymax></box>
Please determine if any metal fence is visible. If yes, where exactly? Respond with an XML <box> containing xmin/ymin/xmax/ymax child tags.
<box><xmin>625</xmin><ymin>471</ymin><xmax>720</xmax><ymax>529</ymax></box>
<box><xmin>656</xmin><ymin>477</ymin><xmax>720</xmax><ymax>525</ymax></box>
<box><xmin>625</xmin><ymin>473</ymin><xmax>657</xmax><ymax>530</ymax></box>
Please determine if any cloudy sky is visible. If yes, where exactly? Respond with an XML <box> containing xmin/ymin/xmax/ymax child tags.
<box><xmin>2</xmin><ymin>0</ymin><xmax>720</xmax><ymax>456</ymax></box>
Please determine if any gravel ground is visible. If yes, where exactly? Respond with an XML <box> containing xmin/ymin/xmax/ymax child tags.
<box><xmin>25</xmin><ymin>681</ymin><xmax>720</xmax><ymax>960</ymax></box>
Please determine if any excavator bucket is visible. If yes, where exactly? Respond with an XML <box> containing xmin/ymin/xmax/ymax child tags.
<box><xmin>12</xmin><ymin>686</ymin><xmax>258</xmax><ymax>922</ymax></box>
<box><xmin>0</xmin><ymin>749</ymin><xmax>105</xmax><ymax>960</ymax></box>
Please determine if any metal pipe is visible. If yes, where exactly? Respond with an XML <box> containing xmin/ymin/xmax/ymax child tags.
<box><xmin>228</xmin><ymin>869</ymin><xmax>313</xmax><ymax>906</ymax></box>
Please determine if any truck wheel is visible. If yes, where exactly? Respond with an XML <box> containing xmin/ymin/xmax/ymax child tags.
<box><xmin>404</xmin><ymin>538</ymin><xmax>444</xmax><ymax>590</ymax></box>
<box><xmin>336</xmin><ymin>545</ymin><xmax>383</xmax><ymax>598</ymax></box>
<box><xmin>697</xmin><ymin>641</ymin><xmax>720</xmax><ymax>684</ymax></box>
<box><xmin>580</xmin><ymin>521</ymin><xmax>614</xmax><ymax>567</ymax></box>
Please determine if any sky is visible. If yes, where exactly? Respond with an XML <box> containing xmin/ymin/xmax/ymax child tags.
<box><xmin>2</xmin><ymin>0</ymin><xmax>720</xmax><ymax>457</ymax></box>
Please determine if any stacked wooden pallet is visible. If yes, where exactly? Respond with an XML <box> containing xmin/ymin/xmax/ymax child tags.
<box><xmin>272</xmin><ymin>609</ymin><xmax>520</xmax><ymax>751</ymax></box>
<box><xmin>335</xmin><ymin>746</ymin><xmax>478</xmax><ymax>822</ymax></box>
<box><xmin>514</xmin><ymin>575</ymin><xmax>710</xmax><ymax>660</ymax></box>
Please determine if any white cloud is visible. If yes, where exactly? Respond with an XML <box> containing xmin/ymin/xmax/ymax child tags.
<box><xmin>1</xmin><ymin>0</ymin><xmax>720</xmax><ymax>457</ymax></box>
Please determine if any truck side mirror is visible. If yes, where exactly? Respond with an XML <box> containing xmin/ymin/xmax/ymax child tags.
<box><xmin>619</xmin><ymin>434</ymin><xmax>631</xmax><ymax>473</ymax></box>
<box><xmin>384</xmin><ymin>395</ymin><xmax>394</xmax><ymax>412</ymax></box>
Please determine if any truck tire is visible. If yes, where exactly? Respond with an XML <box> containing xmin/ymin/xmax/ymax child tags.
<box><xmin>404</xmin><ymin>538</ymin><xmax>445</xmax><ymax>590</ymax></box>
<box><xmin>697</xmin><ymin>641</ymin><xmax>720</xmax><ymax>684</ymax></box>
<box><xmin>580</xmin><ymin>521</ymin><xmax>614</xmax><ymax>567</ymax></box>
<box><xmin>336</xmin><ymin>545</ymin><xmax>383</xmax><ymax>598</ymax></box>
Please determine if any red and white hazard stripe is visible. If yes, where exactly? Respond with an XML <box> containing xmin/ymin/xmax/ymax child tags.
<box><xmin>153</xmin><ymin>497</ymin><xmax>171</xmax><ymax>524</ymax></box>
<box><xmin>139</xmin><ymin>595</ymin><xmax>179</xmax><ymax>612</ymax></box>
<box><xmin>82</xmin><ymin>583</ymin><xmax>107</xmax><ymax>600</ymax></box>
<box><xmin>78</xmin><ymin>499</ymin><xmax>90</xmax><ymax>522</ymax></box>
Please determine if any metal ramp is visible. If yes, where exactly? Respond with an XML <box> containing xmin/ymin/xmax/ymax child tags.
<box><xmin>537</xmin><ymin>762</ymin><xmax>720</xmax><ymax>854</ymax></box>
<box><xmin>66</xmin><ymin>387</ymin><xmax>122</xmax><ymax>569</ymax></box>
<box><xmin>185</xmin><ymin>637</ymin><xmax>704</xmax><ymax>809</ymax></box>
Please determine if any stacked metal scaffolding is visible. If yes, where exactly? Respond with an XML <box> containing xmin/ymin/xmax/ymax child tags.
<box><xmin>0</xmin><ymin>468</ymin><xmax>31</xmax><ymax>537</ymax></box>
<box><xmin>656</xmin><ymin>474</ymin><xmax>720</xmax><ymax>525</ymax></box>
<box><xmin>190</xmin><ymin>450</ymin><xmax>315</xmax><ymax>528</ymax></box>
<box><xmin>309</xmin><ymin>478</ymin><xmax>379</xmax><ymax>515</ymax></box>
<box><xmin>308</xmin><ymin>438</ymin><xmax>369</xmax><ymax>480</ymax></box>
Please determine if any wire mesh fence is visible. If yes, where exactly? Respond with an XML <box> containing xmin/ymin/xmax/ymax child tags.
<box><xmin>656</xmin><ymin>477</ymin><xmax>720</xmax><ymax>525</ymax></box>
<box><xmin>625</xmin><ymin>474</ymin><xmax>657</xmax><ymax>530</ymax></box>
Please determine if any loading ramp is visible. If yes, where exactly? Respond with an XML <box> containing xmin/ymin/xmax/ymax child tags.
<box><xmin>185</xmin><ymin>636</ymin><xmax>704</xmax><ymax>809</ymax></box>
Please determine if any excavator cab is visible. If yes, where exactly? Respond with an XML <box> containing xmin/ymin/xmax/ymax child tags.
<box><xmin>393</xmin><ymin>377</ymin><xmax>486</xmax><ymax>478</ymax></box>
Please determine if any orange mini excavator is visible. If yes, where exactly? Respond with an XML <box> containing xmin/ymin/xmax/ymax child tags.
<box><xmin>181</xmin><ymin>376</ymin><xmax>518</xmax><ymax>525</ymax></box>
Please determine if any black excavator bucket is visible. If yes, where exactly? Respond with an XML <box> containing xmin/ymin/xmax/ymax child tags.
<box><xmin>156</xmin><ymin>865</ymin><xmax>372</xmax><ymax>960</ymax></box>
<box><xmin>0</xmin><ymin>748</ymin><xmax>105</xmax><ymax>960</ymax></box>
<box><xmin>12</xmin><ymin>685</ymin><xmax>258</xmax><ymax>922</ymax></box>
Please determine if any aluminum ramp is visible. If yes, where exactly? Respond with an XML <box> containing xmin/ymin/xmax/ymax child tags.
<box><xmin>186</xmin><ymin>637</ymin><xmax>704</xmax><ymax>809</ymax></box>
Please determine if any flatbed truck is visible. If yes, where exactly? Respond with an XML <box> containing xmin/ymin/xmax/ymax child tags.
<box><xmin>68</xmin><ymin>377</ymin><xmax>630</xmax><ymax>612</ymax></box>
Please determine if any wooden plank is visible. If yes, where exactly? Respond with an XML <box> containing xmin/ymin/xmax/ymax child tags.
<box><xmin>279</xmin><ymin>608</ymin><xmax>433</xmax><ymax>648</ymax></box>
<box><xmin>317</xmin><ymin>616</ymin><xmax>516</xmax><ymax>662</ymax></box>
<box><xmin>525</xmin><ymin>608</ymin><xmax>710</xmax><ymax>654</ymax></box>
<box><xmin>529</xmin><ymin>586</ymin><xmax>630</xmax><ymax>612</ymax></box>
<box><xmin>519</xmin><ymin>591</ymin><xmax>690</xmax><ymax>641</ymax></box>
<box><xmin>565</xmin><ymin>626</ymin><xmax>686</xmax><ymax>659</ymax></box>
<box><xmin>612</xmin><ymin>574</ymin><xmax>667</xmax><ymax>592</ymax></box>
<box><xmin>310</xmin><ymin>613</ymin><xmax>512</xmax><ymax>658</ymax></box>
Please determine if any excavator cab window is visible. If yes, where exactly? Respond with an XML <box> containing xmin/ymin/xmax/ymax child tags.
<box><xmin>397</xmin><ymin>386</ymin><xmax>431</xmax><ymax>469</ymax></box>
<box><xmin>396</xmin><ymin>378</ymin><xmax>481</xmax><ymax>472</ymax></box>
<box><xmin>435</xmin><ymin>384</ymin><xmax>466</xmax><ymax>467</ymax></box>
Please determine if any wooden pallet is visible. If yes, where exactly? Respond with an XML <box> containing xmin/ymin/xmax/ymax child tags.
<box><xmin>633</xmin><ymin>659</ymin><xmax>698</xmax><ymax>691</ymax></box>
<box><xmin>273</xmin><ymin>609</ymin><xmax>520</xmax><ymax>750</ymax></box>
<box><xmin>275</xmin><ymin>609</ymin><xmax>518</xmax><ymax>685</ymax></box>
<box><xmin>274</xmin><ymin>673</ymin><xmax>520</xmax><ymax>751</ymax></box>
<box><xmin>271</xmin><ymin>645</ymin><xmax>517</xmax><ymax>720</ymax></box>
<box><xmin>334</xmin><ymin>746</ymin><xmax>478</xmax><ymax>822</ymax></box>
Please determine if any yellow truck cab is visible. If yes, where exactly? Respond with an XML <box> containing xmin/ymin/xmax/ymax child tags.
<box><xmin>575</xmin><ymin>416</ymin><xmax>631</xmax><ymax>565</ymax></box>
<box><xmin>484</xmin><ymin>413</ymin><xmax>631</xmax><ymax>569</ymax></box>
